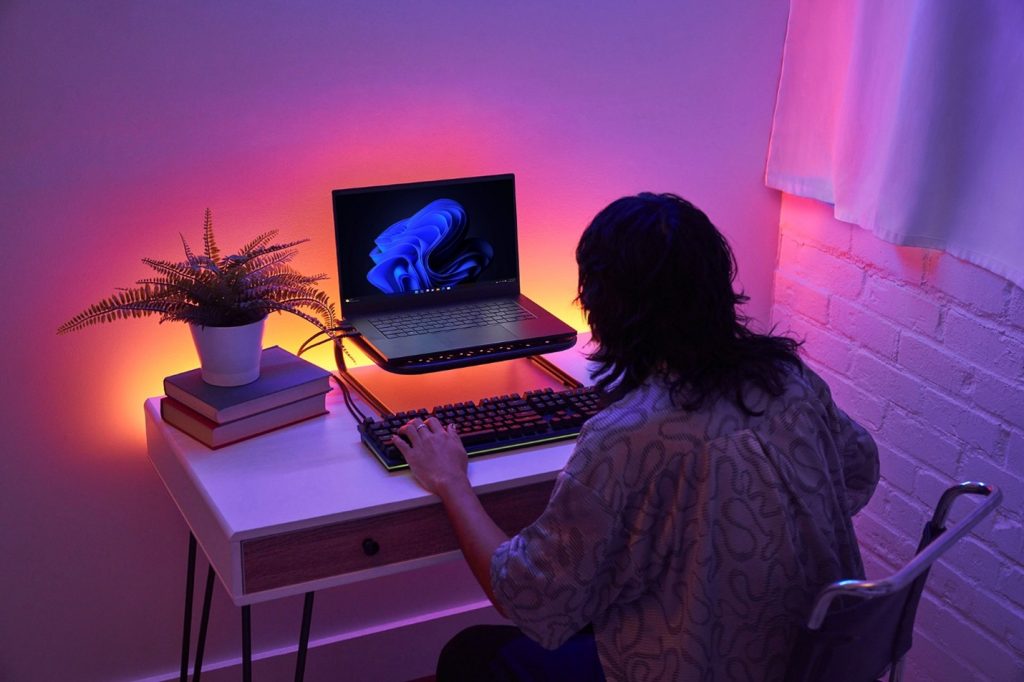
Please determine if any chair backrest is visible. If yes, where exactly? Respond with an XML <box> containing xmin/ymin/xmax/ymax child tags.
<box><xmin>784</xmin><ymin>481</ymin><xmax>1002</xmax><ymax>682</ymax></box>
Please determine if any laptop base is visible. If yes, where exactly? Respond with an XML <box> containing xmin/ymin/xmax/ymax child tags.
<box><xmin>351</xmin><ymin>332</ymin><xmax>577</xmax><ymax>375</ymax></box>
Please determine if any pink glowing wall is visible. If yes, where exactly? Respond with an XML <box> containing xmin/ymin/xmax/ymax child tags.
<box><xmin>772</xmin><ymin>195</ymin><xmax>1024</xmax><ymax>680</ymax></box>
<box><xmin>0</xmin><ymin>2</ymin><xmax>789</xmax><ymax>679</ymax></box>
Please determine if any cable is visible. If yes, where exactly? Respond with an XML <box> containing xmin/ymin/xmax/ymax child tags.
<box><xmin>332</xmin><ymin>345</ymin><xmax>369</xmax><ymax>424</ymax></box>
<box><xmin>297</xmin><ymin>326</ymin><xmax>357</xmax><ymax>357</ymax></box>
<box><xmin>295</xmin><ymin>325</ymin><xmax>369</xmax><ymax>424</ymax></box>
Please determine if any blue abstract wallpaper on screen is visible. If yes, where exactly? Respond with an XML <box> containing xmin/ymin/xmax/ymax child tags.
<box><xmin>367</xmin><ymin>199</ymin><xmax>494</xmax><ymax>294</ymax></box>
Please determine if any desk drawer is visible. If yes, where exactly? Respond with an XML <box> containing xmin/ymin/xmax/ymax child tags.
<box><xmin>241</xmin><ymin>478</ymin><xmax>555</xmax><ymax>594</ymax></box>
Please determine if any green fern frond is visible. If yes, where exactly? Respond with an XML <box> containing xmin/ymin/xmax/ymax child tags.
<box><xmin>217</xmin><ymin>241</ymin><xmax>309</xmax><ymax>277</ymax></box>
<box><xmin>241</xmin><ymin>271</ymin><xmax>327</xmax><ymax>295</ymax></box>
<box><xmin>132</xmin><ymin>276</ymin><xmax>181</xmax><ymax>287</ymax></box>
<box><xmin>202</xmin><ymin>208</ymin><xmax>220</xmax><ymax>261</ymax></box>
<box><xmin>142</xmin><ymin>258</ymin><xmax>204</xmax><ymax>283</ymax></box>
<box><xmin>58</xmin><ymin>209</ymin><xmax>337</xmax><ymax>336</ymax></box>
<box><xmin>265</xmin><ymin>270</ymin><xmax>328</xmax><ymax>286</ymax></box>
<box><xmin>57</xmin><ymin>285</ymin><xmax>176</xmax><ymax>334</ymax></box>
<box><xmin>267</xmin><ymin>293</ymin><xmax>337</xmax><ymax>317</ymax></box>
<box><xmin>242</xmin><ymin>250</ymin><xmax>299</xmax><ymax>277</ymax></box>
<box><xmin>238</xmin><ymin>230</ymin><xmax>280</xmax><ymax>255</ymax></box>
<box><xmin>296</xmin><ymin>289</ymin><xmax>338</xmax><ymax>328</ymax></box>
<box><xmin>260</xmin><ymin>300</ymin><xmax>335</xmax><ymax>332</ymax></box>
<box><xmin>242</xmin><ymin>238</ymin><xmax>309</xmax><ymax>261</ymax></box>
<box><xmin>133</xmin><ymin>279</ymin><xmax>199</xmax><ymax>297</ymax></box>
<box><xmin>186</xmin><ymin>255</ymin><xmax>222</xmax><ymax>275</ymax></box>
<box><xmin>156</xmin><ymin>300</ymin><xmax>202</xmax><ymax>323</ymax></box>
<box><xmin>180</xmin><ymin>234</ymin><xmax>198</xmax><ymax>265</ymax></box>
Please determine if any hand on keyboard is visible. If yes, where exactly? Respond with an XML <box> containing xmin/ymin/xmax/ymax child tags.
<box><xmin>393</xmin><ymin>416</ymin><xmax>468</xmax><ymax>495</ymax></box>
<box><xmin>359</xmin><ymin>386</ymin><xmax>602</xmax><ymax>471</ymax></box>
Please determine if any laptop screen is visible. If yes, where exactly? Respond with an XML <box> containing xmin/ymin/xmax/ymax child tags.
<box><xmin>333</xmin><ymin>174</ymin><xmax>521</xmax><ymax>310</ymax></box>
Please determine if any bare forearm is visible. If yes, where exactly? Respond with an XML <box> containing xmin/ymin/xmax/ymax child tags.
<box><xmin>438</xmin><ymin>480</ymin><xmax>509</xmax><ymax>614</ymax></box>
<box><xmin>393</xmin><ymin>417</ymin><xmax>510</xmax><ymax>613</ymax></box>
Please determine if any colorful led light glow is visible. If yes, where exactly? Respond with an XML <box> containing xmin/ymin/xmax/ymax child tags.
<box><xmin>3</xmin><ymin>2</ymin><xmax>790</xmax><ymax>678</ymax></box>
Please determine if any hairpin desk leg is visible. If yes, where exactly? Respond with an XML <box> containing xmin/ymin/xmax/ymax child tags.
<box><xmin>192</xmin><ymin>565</ymin><xmax>215</xmax><ymax>681</ymax></box>
<box><xmin>180</xmin><ymin>533</ymin><xmax>197</xmax><ymax>682</ymax></box>
<box><xmin>180</xmin><ymin>532</ymin><xmax>313</xmax><ymax>682</ymax></box>
<box><xmin>242</xmin><ymin>606</ymin><xmax>252</xmax><ymax>682</ymax></box>
<box><xmin>295</xmin><ymin>592</ymin><xmax>315</xmax><ymax>682</ymax></box>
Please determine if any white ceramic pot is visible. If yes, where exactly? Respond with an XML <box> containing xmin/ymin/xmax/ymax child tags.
<box><xmin>189</xmin><ymin>317</ymin><xmax>266</xmax><ymax>386</ymax></box>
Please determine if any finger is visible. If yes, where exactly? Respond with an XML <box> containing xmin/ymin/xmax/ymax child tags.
<box><xmin>399</xmin><ymin>418</ymin><xmax>427</xmax><ymax>443</ymax></box>
<box><xmin>393</xmin><ymin>434</ymin><xmax>411</xmax><ymax>455</ymax></box>
<box><xmin>445</xmin><ymin>423</ymin><xmax>462</xmax><ymax>444</ymax></box>
<box><xmin>424</xmin><ymin>416</ymin><xmax>444</xmax><ymax>433</ymax></box>
<box><xmin>446</xmin><ymin>423</ymin><xmax>461</xmax><ymax>440</ymax></box>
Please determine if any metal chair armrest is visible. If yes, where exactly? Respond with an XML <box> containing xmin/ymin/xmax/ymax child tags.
<box><xmin>808</xmin><ymin>481</ymin><xmax>1002</xmax><ymax>630</ymax></box>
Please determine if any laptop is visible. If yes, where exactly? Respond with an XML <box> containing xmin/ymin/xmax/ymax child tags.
<box><xmin>332</xmin><ymin>173</ymin><xmax>577</xmax><ymax>374</ymax></box>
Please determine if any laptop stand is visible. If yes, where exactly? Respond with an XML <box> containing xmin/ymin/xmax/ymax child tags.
<box><xmin>332</xmin><ymin>339</ymin><xmax>583</xmax><ymax>418</ymax></box>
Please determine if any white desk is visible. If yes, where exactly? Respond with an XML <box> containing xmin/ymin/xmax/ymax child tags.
<box><xmin>145</xmin><ymin>339</ymin><xmax>593</xmax><ymax>610</ymax></box>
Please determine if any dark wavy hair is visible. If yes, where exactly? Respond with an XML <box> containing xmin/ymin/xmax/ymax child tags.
<box><xmin>576</xmin><ymin>192</ymin><xmax>801</xmax><ymax>414</ymax></box>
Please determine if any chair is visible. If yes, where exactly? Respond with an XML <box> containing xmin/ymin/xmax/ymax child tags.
<box><xmin>784</xmin><ymin>481</ymin><xmax>1002</xmax><ymax>682</ymax></box>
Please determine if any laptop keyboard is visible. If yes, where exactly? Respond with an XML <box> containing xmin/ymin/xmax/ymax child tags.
<box><xmin>369</xmin><ymin>300</ymin><xmax>536</xmax><ymax>339</ymax></box>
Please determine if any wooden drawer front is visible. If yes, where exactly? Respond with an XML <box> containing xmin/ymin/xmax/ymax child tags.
<box><xmin>241</xmin><ymin>478</ymin><xmax>556</xmax><ymax>594</ymax></box>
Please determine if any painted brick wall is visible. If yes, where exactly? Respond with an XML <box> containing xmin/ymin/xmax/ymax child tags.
<box><xmin>770</xmin><ymin>194</ymin><xmax>1024</xmax><ymax>681</ymax></box>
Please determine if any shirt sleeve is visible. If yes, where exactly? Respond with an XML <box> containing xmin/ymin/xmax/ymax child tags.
<box><xmin>831</xmin><ymin>402</ymin><xmax>879</xmax><ymax>513</ymax></box>
<box><xmin>489</xmin><ymin>443</ymin><xmax>631</xmax><ymax>649</ymax></box>
<box><xmin>806</xmin><ymin>367</ymin><xmax>880</xmax><ymax>514</ymax></box>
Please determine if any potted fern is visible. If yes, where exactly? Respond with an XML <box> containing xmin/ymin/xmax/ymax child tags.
<box><xmin>57</xmin><ymin>209</ymin><xmax>336</xmax><ymax>386</ymax></box>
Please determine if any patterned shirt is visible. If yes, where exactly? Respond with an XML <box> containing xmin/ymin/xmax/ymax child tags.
<box><xmin>490</xmin><ymin>363</ymin><xmax>879</xmax><ymax>681</ymax></box>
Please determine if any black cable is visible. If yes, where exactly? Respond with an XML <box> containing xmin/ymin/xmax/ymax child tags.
<box><xmin>333</xmin><ymin>374</ymin><xmax>368</xmax><ymax>424</ymax></box>
<box><xmin>295</xmin><ymin>325</ymin><xmax>369</xmax><ymax>424</ymax></box>
<box><xmin>297</xmin><ymin>329</ymin><xmax>325</xmax><ymax>357</ymax></box>
<box><xmin>297</xmin><ymin>327</ymin><xmax>357</xmax><ymax>357</ymax></box>
<box><xmin>298</xmin><ymin>335</ymin><xmax>339</xmax><ymax>354</ymax></box>
<box><xmin>332</xmin><ymin>340</ymin><xmax>369</xmax><ymax>424</ymax></box>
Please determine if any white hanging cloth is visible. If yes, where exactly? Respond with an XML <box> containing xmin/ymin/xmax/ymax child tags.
<box><xmin>766</xmin><ymin>0</ymin><xmax>1024</xmax><ymax>288</ymax></box>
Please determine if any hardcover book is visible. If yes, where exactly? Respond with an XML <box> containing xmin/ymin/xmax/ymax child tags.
<box><xmin>164</xmin><ymin>346</ymin><xmax>332</xmax><ymax>423</ymax></box>
<box><xmin>160</xmin><ymin>392</ymin><xmax>329</xmax><ymax>448</ymax></box>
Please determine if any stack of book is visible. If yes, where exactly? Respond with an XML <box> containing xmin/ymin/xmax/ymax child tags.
<box><xmin>160</xmin><ymin>346</ymin><xmax>332</xmax><ymax>448</ymax></box>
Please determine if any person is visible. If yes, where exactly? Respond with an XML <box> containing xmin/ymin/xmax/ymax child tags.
<box><xmin>394</xmin><ymin>193</ymin><xmax>879</xmax><ymax>681</ymax></box>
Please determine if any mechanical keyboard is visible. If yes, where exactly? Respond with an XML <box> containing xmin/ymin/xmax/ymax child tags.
<box><xmin>359</xmin><ymin>386</ymin><xmax>602</xmax><ymax>471</ymax></box>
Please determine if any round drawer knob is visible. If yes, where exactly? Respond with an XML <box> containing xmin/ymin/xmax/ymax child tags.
<box><xmin>362</xmin><ymin>538</ymin><xmax>380</xmax><ymax>556</ymax></box>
